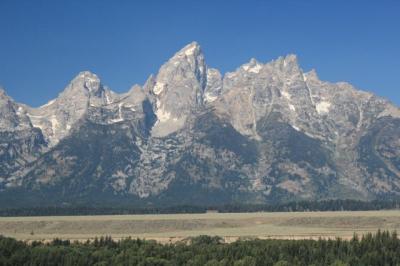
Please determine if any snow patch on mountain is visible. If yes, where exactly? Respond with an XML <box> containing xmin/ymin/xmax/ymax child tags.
<box><xmin>39</xmin><ymin>99</ymin><xmax>56</xmax><ymax>108</ymax></box>
<box><xmin>316</xmin><ymin>101</ymin><xmax>331</xmax><ymax>114</ymax></box>
<box><xmin>282</xmin><ymin>91</ymin><xmax>291</xmax><ymax>100</ymax></box>
<box><xmin>204</xmin><ymin>92</ymin><xmax>219</xmax><ymax>103</ymax></box>
<box><xmin>153</xmin><ymin>82</ymin><xmax>165</xmax><ymax>95</ymax></box>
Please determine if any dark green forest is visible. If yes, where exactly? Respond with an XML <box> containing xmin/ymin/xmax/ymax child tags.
<box><xmin>1</xmin><ymin>199</ymin><xmax>399</xmax><ymax>217</ymax></box>
<box><xmin>1</xmin><ymin>231</ymin><xmax>399</xmax><ymax>266</ymax></box>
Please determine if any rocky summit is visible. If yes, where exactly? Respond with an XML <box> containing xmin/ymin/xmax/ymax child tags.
<box><xmin>0</xmin><ymin>42</ymin><xmax>399</xmax><ymax>207</ymax></box>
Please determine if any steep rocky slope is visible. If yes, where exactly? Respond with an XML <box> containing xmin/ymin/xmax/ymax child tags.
<box><xmin>0</xmin><ymin>42</ymin><xmax>399</xmax><ymax>207</ymax></box>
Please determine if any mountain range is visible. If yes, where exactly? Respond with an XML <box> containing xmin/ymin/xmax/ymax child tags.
<box><xmin>1</xmin><ymin>42</ymin><xmax>399</xmax><ymax>207</ymax></box>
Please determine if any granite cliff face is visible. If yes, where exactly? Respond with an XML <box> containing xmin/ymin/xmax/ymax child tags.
<box><xmin>0</xmin><ymin>42</ymin><xmax>399</xmax><ymax>207</ymax></box>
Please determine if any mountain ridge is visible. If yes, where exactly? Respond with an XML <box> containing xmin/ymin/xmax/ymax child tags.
<box><xmin>0</xmin><ymin>42</ymin><xmax>399</xmax><ymax>207</ymax></box>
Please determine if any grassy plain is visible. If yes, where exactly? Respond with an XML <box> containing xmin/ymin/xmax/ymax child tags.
<box><xmin>0</xmin><ymin>210</ymin><xmax>399</xmax><ymax>243</ymax></box>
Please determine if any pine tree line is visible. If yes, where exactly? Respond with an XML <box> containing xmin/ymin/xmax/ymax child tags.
<box><xmin>0</xmin><ymin>231</ymin><xmax>399</xmax><ymax>265</ymax></box>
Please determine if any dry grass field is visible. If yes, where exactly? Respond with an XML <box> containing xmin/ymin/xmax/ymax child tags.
<box><xmin>0</xmin><ymin>210</ymin><xmax>399</xmax><ymax>243</ymax></box>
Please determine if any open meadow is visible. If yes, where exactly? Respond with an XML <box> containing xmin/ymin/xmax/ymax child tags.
<box><xmin>0</xmin><ymin>210</ymin><xmax>399</xmax><ymax>243</ymax></box>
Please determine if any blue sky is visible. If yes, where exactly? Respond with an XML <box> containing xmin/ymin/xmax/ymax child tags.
<box><xmin>0</xmin><ymin>0</ymin><xmax>399</xmax><ymax>106</ymax></box>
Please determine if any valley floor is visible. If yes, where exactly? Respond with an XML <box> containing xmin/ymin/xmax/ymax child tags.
<box><xmin>0</xmin><ymin>210</ymin><xmax>399</xmax><ymax>243</ymax></box>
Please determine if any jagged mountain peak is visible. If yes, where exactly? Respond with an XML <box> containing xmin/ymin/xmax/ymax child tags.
<box><xmin>0</xmin><ymin>87</ymin><xmax>32</xmax><ymax>131</ymax></box>
<box><xmin>162</xmin><ymin>42</ymin><xmax>207</xmax><ymax>86</ymax></box>
<box><xmin>0</xmin><ymin>87</ymin><xmax>16</xmax><ymax>105</ymax></box>
<box><xmin>240</xmin><ymin>58</ymin><xmax>264</xmax><ymax>74</ymax></box>
<box><xmin>123</xmin><ymin>84</ymin><xmax>146</xmax><ymax>104</ymax></box>
<box><xmin>0</xmin><ymin>86</ymin><xmax>6</xmax><ymax>96</ymax></box>
<box><xmin>272</xmin><ymin>53</ymin><xmax>299</xmax><ymax>67</ymax></box>
<box><xmin>269</xmin><ymin>54</ymin><xmax>301</xmax><ymax>74</ymax></box>
<box><xmin>127</xmin><ymin>84</ymin><xmax>142</xmax><ymax>94</ymax></box>
<box><xmin>143</xmin><ymin>74</ymin><xmax>156</xmax><ymax>95</ymax></box>
<box><xmin>283</xmin><ymin>53</ymin><xmax>298</xmax><ymax>64</ymax></box>
<box><xmin>0</xmin><ymin>87</ymin><xmax>11</xmax><ymax>102</ymax></box>
<box><xmin>149</xmin><ymin>42</ymin><xmax>209</xmax><ymax>137</ymax></box>
<box><xmin>175</xmin><ymin>41</ymin><xmax>201</xmax><ymax>57</ymax></box>
<box><xmin>167</xmin><ymin>41</ymin><xmax>204</xmax><ymax>69</ymax></box>
<box><xmin>303</xmin><ymin>69</ymin><xmax>319</xmax><ymax>82</ymax></box>
<box><xmin>225</xmin><ymin>54</ymin><xmax>302</xmax><ymax>80</ymax></box>
<box><xmin>23</xmin><ymin>71</ymin><xmax>117</xmax><ymax>146</ymax></box>
<box><xmin>75</xmin><ymin>70</ymin><xmax>99</xmax><ymax>79</ymax></box>
<box><xmin>66</xmin><ymin>71</ymin><xmax>103</xmax><ymax>95</ymax></box>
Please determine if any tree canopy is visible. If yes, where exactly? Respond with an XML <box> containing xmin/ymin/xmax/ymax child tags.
<box><xmin>0</xmin><ymin>231</ymin><xmax>399</xmax><ymax>266</ymax></box>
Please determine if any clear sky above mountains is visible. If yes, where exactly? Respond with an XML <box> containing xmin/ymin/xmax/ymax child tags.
<box><xmin>0</xmin><ymin>0</ymin><xmax>399</xmax><ymax>106</ymax></box>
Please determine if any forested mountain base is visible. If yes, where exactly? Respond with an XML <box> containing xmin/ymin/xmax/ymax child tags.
<box><xmin>0</xmin><ymin>231</ymin><xmax>399</xmax><ymax>266</ymax></box>
<box><xmin>0</xmin><ymin>199</ymin><xmax>399</xmax><ymax>217</ymax></box>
